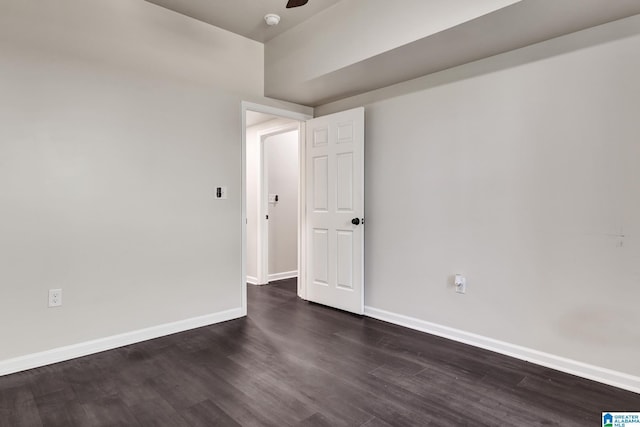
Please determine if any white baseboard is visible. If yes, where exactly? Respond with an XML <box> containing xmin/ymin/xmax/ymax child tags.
<box><xmin>0</xmin><ymin>307</ymin><xmax>244</xmax><ymax>377</ymax></box>
<box><xmin>247</xmin><ymin>272</ymin><xmax>297</xmax><ymax>286</ymax></box>
<box><xmin>364</xmin><ymin>306</ymin><xmax>640</xmax><ymax>395</ymax></box>
<box><xmin>268</xmin><ymin>270</ymin><xmax>298</xmax><ymax>282</ymax></box>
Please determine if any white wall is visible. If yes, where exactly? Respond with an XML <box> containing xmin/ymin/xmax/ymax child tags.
<box><xmin>0</xmin><ymin>0</ymin><xmax>264</xmax><ymax>362</ymax></box>
<box><xmin>318</xmin><ymin>15</ymin><xmax>640</xmax><ymax>378</ymax></box>
<box><xmin>266</xmin><ymin>130</ymin><xmax>299</xmax><ymax>279</ymax></box>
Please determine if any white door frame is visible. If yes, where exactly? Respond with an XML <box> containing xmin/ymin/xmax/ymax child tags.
<box><xmin>256</xmin><ymin>123</ymin><xmax>300</xmax><ymax>286</ymax></box>
<box><xmin>241</xmin><ymin>101</ymin><xmax>312</xmax><ymax>316</ymax></box>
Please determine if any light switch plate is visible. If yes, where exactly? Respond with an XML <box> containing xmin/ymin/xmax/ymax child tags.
<box><xmin>454</xmin><ymin>274</ymin><xmax>466</xmax><ymax>294</ymax></box>
<box><xmin>216</xmin><ymin>186</ymin><xmax>228</xmax><ymax>199</ymax></box>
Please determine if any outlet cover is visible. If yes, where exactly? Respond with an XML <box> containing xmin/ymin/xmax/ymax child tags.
<box><xmin>49</xmin><ymin>289</ymin><xmax>62</xmax><ymax>307</ymax></box>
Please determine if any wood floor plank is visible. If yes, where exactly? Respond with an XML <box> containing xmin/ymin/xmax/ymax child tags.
<box><xmin>80</xmin><ymin>396</ymin><xmax>140</xmax><ymax>427</ymax></box>
<box><xmin>128</xmin><ymin>396</ymin><xmax>190</xmax><ymax>427</ymax></box>
<box><xmin>35</xmin><ymin>401</ymin><xmax>88</xmax><ymax>427</ymax></box>
<box><xmin>360</xmin><ymin>416</ymin><xmax>395</xmax><ymax>427</ymax></box>
<box><xmin>0</xmin><ymin>277</ymin><xmax>638</xmax><ymax>426</ymax></box>
<box><xmin>179</xmin><ymin>399</ymin><xmax>241</xmax><ymax>427</ymax></box>
<box><xmin>0</xmin><ymin>386</ymin><xmax>43</xmax><ymax>427</ymax></box>
<box><xmin>296</xmin><ymin>412</ymin><xmax>337</xmax><ymax>427</ymax></box>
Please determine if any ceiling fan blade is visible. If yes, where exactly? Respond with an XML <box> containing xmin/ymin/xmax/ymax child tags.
<box><xmin>286</xmin><ymin>0</ymin><xmax>309</xmax><ymax>8</ymax></box>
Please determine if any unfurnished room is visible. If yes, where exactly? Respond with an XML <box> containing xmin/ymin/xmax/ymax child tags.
<box><xmin>1</xmin><ymin>0</ymin><xmax>640</xmax><ymax>425</ymax></box>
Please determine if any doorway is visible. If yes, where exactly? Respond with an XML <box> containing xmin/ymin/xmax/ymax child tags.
<box><xmin>247</xmin><ymin>118</ymin><xmax>298</xmax><ymax>285</ymax></box>
<box><xmin>242</xmin><ymin>103</ymin><xmax>312</xmax><ymax>315</ymax></box>
<box><xmin>262</xmin><ymin>128</ymin><xmax>299</xmax><ymax>283</ymax></box>
<box><xmin>241</xmin><ymin>102</ymin><xmax>365</xmax><ymax>316</ymax></box>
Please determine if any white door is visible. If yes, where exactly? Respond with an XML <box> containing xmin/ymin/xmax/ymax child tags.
<box><xmin>305</xmin><ymin>107</ymin><xmax>364</xmax><ymax>314</ymax></box>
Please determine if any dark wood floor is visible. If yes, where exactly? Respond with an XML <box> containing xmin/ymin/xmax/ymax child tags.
<box><xmin>1</xmin><ymin>279</ymin><xmax>638</xmax><ymax>426</ymax></box>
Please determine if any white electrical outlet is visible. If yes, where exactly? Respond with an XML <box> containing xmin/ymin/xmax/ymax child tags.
<box><xmin>454</xmin><ymin>275</ymin><xmax>466</xmax><ymax>294</ymax></box>
<box><xmin>49</xmin><ymin>289</ymin><xmax>62</xmax><ymax>307</ymax></box>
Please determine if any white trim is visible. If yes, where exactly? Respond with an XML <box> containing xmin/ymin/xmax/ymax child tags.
<box><xmin>258</xmin><ymin>129</ymin><xmax>268</xmax><ymax>285</ymax></box>
<box><xmin>240</xmin><ymin>103</ymin><xmax>248</xmax><ymax>316</ymax></box>
<box><xmin>364</xmin><ymin>306</ymin><xmax>640</xmax><ymax>395</ymax></box>
<box><xmin>246</xmin><ymin>275</ymin><xmax>258</xmax><ymax>285</ymax></box>
<box><xmin>0</xmin><ymin>308</ymin><xmax>243</xmax><ymax>377</ymax></box>
<box><xmin>242</xmin><ymin>102</ymin><xmax>312</xmax><ymax>123</ymax></box>
<box><xmin>297</xmin><ymin>121</ymin><xmax>308</xmax><ymax>301</ymax></box>
<box><xmin>268</xmin><ymin>270</ymin><xmax>298</xmax><ymax>282</ymax></box>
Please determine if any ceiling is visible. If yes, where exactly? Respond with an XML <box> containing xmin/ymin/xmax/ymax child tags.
<box><xmin>265</xmin><ymin>0</ymin><xmax>640</xmax><ymax>106</ymax></box>
<box><xmin>144</xmin><ymin>0</ymin><xmax>341</xmax><ymax>42</ymax></box>
<box><xmin>246</xmin><ymin>111</ymin><xmax>278</xmax><ymax>127</ymax></box>
<box><xmin>145</xmin><ymin>0</ymin><xmax>640</xmax><ymax>107</ymax></box>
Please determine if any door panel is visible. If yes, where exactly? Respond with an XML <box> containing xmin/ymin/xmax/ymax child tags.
<box><xmin>305</xmin><ymin>107</ymin><xmax>364</xmax><ymax>315</ymax></box>
<box><xmin>336</xmin><ymin>230</ymin><xmax>354</xmax><ymax>290</ymax></box>
<box><xmin>312</xmin><ymin>228</ymin><xmax>329</xmax><ymax>286</ymax></box>
<box><xmin>336</xmin><ymin>152</ymin><xmax>354</xmax><ymax>211</ymax></box>
<box><xmin>313</xmin><ymin>156</ymin><xmax>329</xmax><ymax>211</ymax></box>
